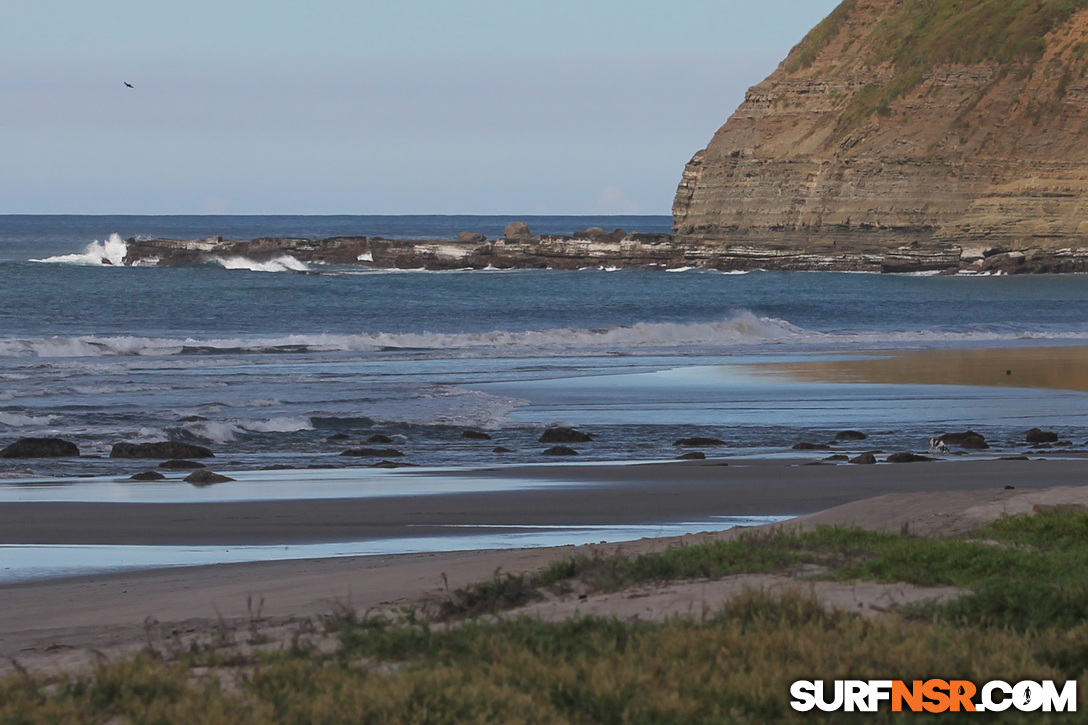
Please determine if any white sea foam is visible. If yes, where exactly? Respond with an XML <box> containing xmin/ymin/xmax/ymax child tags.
<box><xmin>182</xmin><ymin>417</ymin><xmax>314</xmax><ymax>443</ymax></box>
<box><xmin>179</xmin><ymin>421</ymin><xmax>243</xmax><ymax>443</ymax></box>
<box><xmin>209</xmin><ymin>255</ymin><xmax>309</xmax><ymax>273</ymax></box>
<box><xmin>224</xmin><ymin>399</ymin><xmax>284</xmax><ymax>409</ymax></box>
<box><xmin>31</xmin><ymin>233</ymin><xmax>129</xmax><ymax>266</ymax></box>
<box><xmin>0</xmin><ymin>412</ymin><xmax>56</xmax><ymax>427</ymax></box>
<box><xmin>241</xmin><ymin>416</ymin><xmax>314</xmax><ymax>434</ymax></box>
<box><xmin>390</xmin><ymin>386</ymin><xmax>529</xmax><ymax>427</ymax></box>
<box><xmin>3</xmin><ymin>312</ymin><xmax>1088</xmax><ymax>360</ymax></box>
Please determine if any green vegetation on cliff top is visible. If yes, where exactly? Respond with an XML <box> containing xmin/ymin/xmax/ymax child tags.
<box><xmin>785</xmin><ymin>0</ymin><xmax>1088</xmax><ymax>141</ymax></box>
<box><xmin>791</xmin><ymin>0</ymin><xmax>1088</xmax><ymax>72</ymax></box>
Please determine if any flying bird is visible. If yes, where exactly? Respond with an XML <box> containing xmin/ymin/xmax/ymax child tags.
<box><xmin>123</xmin><ymin>81</ymin><xmax>134</xmax><ymax>88</ymax></box>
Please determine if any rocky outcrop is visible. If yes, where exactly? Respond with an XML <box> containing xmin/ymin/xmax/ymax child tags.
<box><xmin>121</xmin><ymin>231</ymin><xmax>1088</xmax><ymax>274</ymax></box>
<box><xmin>184</xmin><ymin>470</ymin><xmax>235</xmax><ymax>486</ymax></box>
<box><xmin>0</xmin><ymin>438</ymin><xmax>79</xmax><ymax>458</ymax></box>
<box><xmin>122</xmin><ymin>231</ymin><xmax>687</xmax><ymax>271</ymax></box>
<box><xmin>674</xmin><ymin>0</ymin><xmax>1088</xmax><ymax>256</ymax></box>
<box><xmin>539</xmin><ymin>427</ymin><xmax>594</xmax><ymax>444</ymax></box>
<box><xmin>542</xmin><ymin>446</ymin><xmax>579</xmax><ymax>456</ymax></box>
<box><xmin>110</xmin><ymin>441</ymin><xmax>214</xmax><ymax>459</ymax></box>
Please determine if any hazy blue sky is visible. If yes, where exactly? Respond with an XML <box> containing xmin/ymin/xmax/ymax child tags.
<box><xmin>2</xmin><ymin>1</ymin><xmax>840</xmax><ymax>214</ymax></box>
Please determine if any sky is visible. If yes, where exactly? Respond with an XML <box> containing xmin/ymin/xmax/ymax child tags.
<box><xmin>1</xmin><ymin>1</ymin><xmax>841</xmax><ymax>215</ymax></box>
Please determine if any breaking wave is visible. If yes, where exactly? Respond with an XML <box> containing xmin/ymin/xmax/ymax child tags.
<box><xmin>209</xmin><ymin>255</ymin><xmax>310</xmax><ymax>273</ymax></box>
<box><xmin>181</xmin><ymin>416</ymin><xmax>315</xmax><ymax>443</ymax></box>
<box><xmin>0</xmin><ymin>412</ymin><xmax>57</xmax><ymax>427</ymax></box>
<box><xmin>31</xmin><ymin>234</ymin><xmax>128</xmax><ymax>266</ymax></box>
<box><xmin>2</xmin><ymin>312</ymin><xmax>1087</xmax><ymax>360</ymax></box>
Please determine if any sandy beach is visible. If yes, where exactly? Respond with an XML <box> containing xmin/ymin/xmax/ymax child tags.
<box><xmin>3</xmin><ymin>457</ymin><xmax>1087</xmax><ymax>674</ymax></box>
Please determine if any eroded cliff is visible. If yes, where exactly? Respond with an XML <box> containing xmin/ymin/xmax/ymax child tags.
<box><xmin>674</xmin><ymin>0</ymin><xmax>1088</xmax><ymax>255</ymax></box>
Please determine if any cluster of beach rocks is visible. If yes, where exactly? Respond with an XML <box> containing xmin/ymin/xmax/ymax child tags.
<box><xmin>1</xmin><ymin>424</ymin><xmax>1079</xmax><ymax>484</ymax></box>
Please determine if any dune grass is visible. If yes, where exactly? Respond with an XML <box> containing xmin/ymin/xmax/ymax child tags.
<box><xmin>3</xmin><ymin>592</ymin><xmax>1084</xmax><ymax>723</ymax></box>
<box><xmin>443</xmin><ymin>509</ymin><xmax>1088</xmax><ymax>631</ymax></box>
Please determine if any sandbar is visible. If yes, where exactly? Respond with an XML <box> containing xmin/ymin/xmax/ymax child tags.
<box><xmin>747</xmin><ymin>344</ymin><xmax>1088</xmax><ymax>392</ymax></box>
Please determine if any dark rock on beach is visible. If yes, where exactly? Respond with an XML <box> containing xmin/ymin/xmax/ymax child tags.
<box><xmin>178</xmin><ymin>415</ymin><xmax>208</xmax><ymax>423</ymax></box>
<box><xmin>261</xmin><ymin>464</ymin><xmax>298</xmax><ymax>470</ymax></box>
<box><xmin>834</xmin><ymin>430</ymin><xmax>869</xmax><ymax>441</ymax></box>
<box><xmin>1026</xmin><ymin>428</ymin><xmax>1059</xmax><ymax>444</ymax></box>
<box><xmin>673</xmin><ymin>437</ymin><xmax>726</xmax><ymax>447</ymax></box>
<box><xmin>341</xmin><ymin>448</ymin><xmax>404</xmax><ymax>458</ymax></box>
<box><xmin>542</xmin><ymin>446</ymin><xmax>579</xmax><ymax>456</ymax></box>
<box><xmin>0</xmin><ymin>438</ymin><xmax>80</xmax><ymax>459</ymax></box>
<box><xmin>461</xmin><ymin>430</ymin><xmax>492</xmax><ymax>440</ymax></box>
<box><xmin>539</xmin><ymin>427</ymin><xmax>593</xmax><ymax>444</ymax></box>
<box><xmin>850</xmin><ymin>453</ymin><xmax>878</xmax><ymax>465</ymax></box>
<box><xmin>792</xmin><ymin>442</ymin><xmax>831</xmax><ymax>451</ymax></box>
<box><xmin>365</xmin><ymin>434</ymin><xmax>395</xmax><ymax>444</ymax></box>
<box><xmin>370</xmin><ymin>460</ymin><xmax>416</xmax><ymax>469</ymax></box>
<box><xmin>457</xmin><ymin>231</ymin><xmax>487</xmax><ymax>244</ymax></box>
<box><xmin>326</xmin><ymin>434</ymin><xmax>350</xmax><ymax>442</ymax></box>
<box><xmin>886</xmin><ymin>452</ymin><xmax>935</xmax><ymax>463</ymax></box>
<box><xmin>676</xmin><ymin>451</ymin><xmax>707</xmax><ymax>460</ymax></box>
<box><xmin>130</xmin><ymin>471</ymin><xmax>167</xmax><ymax>481</ymax></box>
<box><xmin>110</xmin><ymin>441</ymin><xmax>214</xmax><ymax>459</ymax></box>
<box><xmin>935</xmin><ymin>431</ymin><xmax>989</xmax><ymax>449</ymax></box>
<box><xmin>184</xmin><ymin>470</ymin><xmax>235</xmax><ymax>486</ymax></box>
<box><xmin>492</xmin><ymin>446</ymin><xmax>514</xmax><ymax>453</ymax></box>
<box><xmin>158</xmin><ymin>459</ymin><xmax>206</xmax><ymax>470</ymax></box>
<box><xmin>825</xmin><ymin>454</ymin><xmax>850</xmax><ymax>461</ymax></box>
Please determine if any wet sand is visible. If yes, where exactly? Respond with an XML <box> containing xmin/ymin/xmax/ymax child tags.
<box><xmin>2</xmin><ymin>459</ymin><xmax>1088</xmax><ymax>671</ymax></box>
<box><xmin>748</xmin><ymin>344</ymin><xmax>1088</xmax><ymax>392</ymax></box>
<box><xmin>1</xmin><ymin>458</ymin><xmax>1083</xmax><ymax>546</ymax></box>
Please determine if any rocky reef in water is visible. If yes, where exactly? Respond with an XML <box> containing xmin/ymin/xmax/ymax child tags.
<box><xmin>123</xmin><ymin>221</ymin><xmax>1088</xmax><ymax>274</ymax></box>
<box><xmin>672</xmin><ymin>0</ymin><xmax>1088</xmax><ymax>268</ymax></box>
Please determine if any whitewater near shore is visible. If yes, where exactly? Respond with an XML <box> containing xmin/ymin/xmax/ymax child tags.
<box><xmin>5</xmin><ymin>224</ymin><xmax>1088</xmax><ymax>476</ymax></box>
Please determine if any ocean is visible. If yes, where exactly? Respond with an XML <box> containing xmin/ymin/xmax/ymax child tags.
<box><xmin>3</xmin><ymin>214</ymin><xmax>1088</xmax><ymax>481</ymax></box>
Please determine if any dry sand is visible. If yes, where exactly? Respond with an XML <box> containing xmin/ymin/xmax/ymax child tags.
<box><xmin>3</xmin><ymin>457</ymin><xmax>1087</xmax><ymax>676</ymax></box>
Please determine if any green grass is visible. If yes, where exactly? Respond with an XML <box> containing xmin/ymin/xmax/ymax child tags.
<box><xmin>784</xmin><ymin>0</ymin><xmax>1088</xmax><ymax>140</ymax></box>
<box><xmin>445</xmin><ymin>510</ymin><xmax>1088</xmax><ymax>631</ymax></box>
<box><xmin>783</xmin><ymin>0</ymin><xmax>859</xmax><ymax>72</ymax></box>
<box><xmin>3</xmin><ymin>594</ymin><xmax>1083</xmax><ymax>723</ymax></box>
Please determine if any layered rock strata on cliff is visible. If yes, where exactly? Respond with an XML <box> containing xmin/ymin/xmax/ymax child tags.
<box><xmin>673</xmin><ymin>0</ymin><xmax>1088</xmax><ymax>257</ymax></box>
